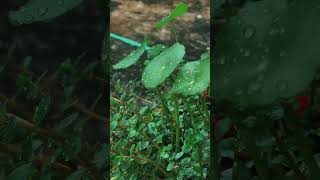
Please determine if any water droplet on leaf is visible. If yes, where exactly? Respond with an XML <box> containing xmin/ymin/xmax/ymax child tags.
<box><xmin>243</xmin><ymin>26</ymin><xmax>255</xmax><ymax>39</ymax></box>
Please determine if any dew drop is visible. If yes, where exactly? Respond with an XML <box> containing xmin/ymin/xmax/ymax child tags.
<box><xmin>280</xmin><ymin>27</ymin><xmax>285</xmax><ymax>34</ymax></box>
<box><xmin>256</xmin><ymin>60</ymin><xmax>268</xmax><ymax>72</ymax></box>
<box><xmin>276</xmin><ymin>80</ymin><xmax>288</xmax><ymax>91</ymax></box>
<box><xmin>244</xmin><ymin>50</ymin><xmax>251</xmax><ymax>57</ymax></box>
<box><xmin>280</xmin><ymin>51</ymin><xmax>286</xmax><ymax>57</ymax></box>
<box><xmin>243</xmin><ymin>26</ymin><xmax>255</xmax><ymax>39</ymax></box>
<box><xmin>268</xmin><ymin>28</ymin><xmax>278</xmax><ymax>36</ymax></box>
<box><xmin>235</xmin><ymin>90</ymin><xmax>243</xmax><ymax>96</ymax></box>
<box><xmin>223</xmin><ymin>76</ymin><xmax>230</xmax><ymax>84</ymax></box>
<box><xmin>24</xmin><ymin>15</ymin><xmax>34</xmax><ymax>23</ymax></box>
<box><xmin>249</xmin><ymin>82</ymin><xmax>262</xmax><ymax>91</ymax></box>
<box><xmin>219</xmin><ymin>57</ymin><xmax>226</xmax><ymax>65</ymax></box>
<box><xmin>38</xmin><ymin>7</ymin><xmax>48</xmax><ymax>16</ymax></box>
<box><xmin>58</xmin><ymin>0</ymin><xmax>64</xmax><ymax>5</ymax></box>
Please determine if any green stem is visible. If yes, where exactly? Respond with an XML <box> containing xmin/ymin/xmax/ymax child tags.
<box><xmin>156</xmin><ymin>89</ymin><xmax>174</xmax><ymax>144</ymax></box>
<box><xmin>110</xmin><ymin>33</ymin><xmax>151</xmax><ymax>50</ymax></box>
<box><xmin>170</xmin><ymin>23</ymin><xmax>179</xmax><ymax>42</ymax></box>
<box><xmin>173</xmin><ymin>95</ymin><xmax>180</xmax><ymax>152</ymax></box>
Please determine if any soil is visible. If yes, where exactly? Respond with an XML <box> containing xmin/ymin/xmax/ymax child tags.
<box><xmin>110</xmin><ymin>0</ymin><xmax>210</xmax><ymax>82</ymax></box>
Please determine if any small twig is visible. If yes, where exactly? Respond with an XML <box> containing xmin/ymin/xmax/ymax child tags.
<box><xmin>0</xmin><ymin>142</ymin><xmax>73</xmax><ymax>174</ymax></box>
<box><xmin>72</xmin><ymin>103</ymin><xmax>108</xmax><ymax>124</ymax></box>
<box><xmin>3</xmin><ymin>113</ymin><xmax>65</xmax><ymax>142</ymax></box>
<box><xmin>111</xmin><ymin>150</ymin><xmax>168</xmax><ymax>177</ymax></box>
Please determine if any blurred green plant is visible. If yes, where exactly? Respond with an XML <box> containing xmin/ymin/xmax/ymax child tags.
<box><xmin>212</xmin><ymin>1</ymin><xmax>320</xmax><ymax>180</ymax></box>
<box><xmin>1</xmin><ymin>0</ymin><xmax>109</xmax><ymax>179</ymax></box>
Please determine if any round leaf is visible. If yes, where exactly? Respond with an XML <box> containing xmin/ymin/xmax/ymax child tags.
<box><xmin>142</xmin><ymin>43</ymin><xmax>185</xmax><ymax>88</ymax></box>
<box><xmin>170</xmin><ymin>54</ymin><xmax>210</xmax><ymax>95</ymax></box>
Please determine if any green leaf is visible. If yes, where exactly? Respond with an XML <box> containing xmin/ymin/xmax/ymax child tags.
<box><xmin>215</xmin><ymin>118</ymin><xmax>232</xmax><ymax>140</ymax></box>
<box><xmin>65</xmin><ymin>169</ymin><xmax>84</xmax><ymax>180</ymax></box>
<box><xmin>170</xmin><ymin>54</ymin><xmax>210</xmax><ymax>95</ymax></box>
<box><xmin>128</xmin><ymin>129</ymin><xmax>137</xmax><ymax>138</ymax></box>
<box><xmin>110</xmin><ymin>120</ymin><xmax>118</xmax><ymax>131</ymax></box>
<box><xmin>64</xmin><ymin>136</ymin><xmax>82</xmax><ymax>160</ymax></box>
<box><xmin>130</xmin><ymin>144</ymin><xmax>136</xmax><ymax>155</ymax></box>
<box><xmin>155</xmin><ymin>3</ymin><xmax>188</xmax><ymax>29</ymax></box>
<box><xmin>129</xmin><ymin>174</ymin><xmax>137</xmax><ymax>180</ymax></box>
<box><xmin>94</xmin><ymin>144</ymin><xmax>108</xmax><ymax>170</ymax></box>
<box><xmin>113</xmin><ymin>45</ymin><xmax>145</xmax><ymax>69</ymax></box>
<box><xmin>161</xmin><ymin>152</ymin><xmax>170</xmax><ymax>159</ymax></box>
<box><xmin>33</xmin><ymin>95</ymin><xmax>50</xmax><ymax>125</ymax></box>
<box><xmin>147</xmin><ymin>44</ymin><xmax>167</xmax><ymax>60</ymax></box>
<box><xmin>142</xmin><ymin>43</ymin><xmax>185</xmax><ymax>88</ymax></box>
<box><xmin>55</xmin><ymin>113</ymin><xmax>78</xmax><ymax>132</ymax></box>
<box><xmin>213</xmin><ymin>0</ymin><xmax>320</xmax><ymax>106</ymax></box>
<box><xmin>9</xmin><ymin>0</ymin><xmax>83</xmax><ymax>25</ymax></box>
<box><xmin>175</xmin><ymin>151</ymin><xmax>184</xmax><ymax>160</ymax></box>
<box><xmin>180</xmin><ymin>157</ymin><xmax>191</xmax><ymax>166</ymax></box>
<box><xmin>7</xmin><ymin>163</ymin><xmax>37</xmax><ymax>180</ymax></box>
<box><xmin>167</xmin><ymin>162</ymin><xmax>175</xmax><ymax>171</ymax></box>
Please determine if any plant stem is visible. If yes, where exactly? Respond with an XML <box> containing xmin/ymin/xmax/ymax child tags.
<box><xmin>155</xmin><ymin>89</ymin><xmax>174</xmax><ymax>144</ymax></box>
<box><xmin>173</xmin><ymin>95</ymin><xmax>180</xmax><ymax>152</ymax></box>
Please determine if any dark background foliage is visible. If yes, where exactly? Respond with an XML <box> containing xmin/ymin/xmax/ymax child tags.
<box><xmin>0</xmin><ymin>0</ymin><xmax>109</xmax><ymax>179</ymax></box>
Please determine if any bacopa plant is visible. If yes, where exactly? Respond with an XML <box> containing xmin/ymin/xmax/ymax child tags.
<box><xmin>111</xmin><ymin>2</ymin><xmax>210</xmax><ymax>179</ymax></box>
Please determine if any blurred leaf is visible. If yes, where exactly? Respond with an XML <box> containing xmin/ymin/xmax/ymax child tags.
<box><xmin>9</xmin><ymin>0</ymin><xmax>83</xmax><ymax>25</ymax></box>
<box><xmin>213</xmin><ymin>0</ymin><xmax>320</xmax><ymax>106</ymax></box>
<box><xmin>7</xmin><ymin>163</ymin><xmax>37</xmax><ymax>180</ymax></box>
<box><xmin>33</xmin><ymin>95</ymin><xmax>50</xmax><ymax>125</ymax></box>
<box><xmin>65</xmin><ymin>169</ymin><xmax>85</xmax><ymax>180</ymax></box>
<box><xmin>155</xmin><ymin>3</ymin><xmax>188</xmax><ymax>29</ymax></box>
<box><xmin>94</xmin><ymin>144</ymin><xmax>108</xmax><ymax>170</ymax></box>
<box><xmin>215</xmin><ymin>118</ymin><xmax>232</xmax><ymax>140</ymax></box>
<box><xmin>55</xmin><ymin>113</ymin><xmax>79</xmax><ymax>132</ymax></box>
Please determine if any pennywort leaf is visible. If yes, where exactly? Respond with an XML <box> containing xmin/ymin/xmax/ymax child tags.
<box><xmin>170</xmin><ymin>52</ymin><xmax>210</xmax><ymax>95</ymax></box>
<box><xmin>113</xmin><ymin>45</ymin><xmax>146</xmax><ymax>69</ymax></box>
<box><xmin>142</xmin><ymin>43</ymin><xmax>185</xmax><ymax>88</ymax></box>
<box><xmin>154</xmin><ymin>3</ymin><xmax>188</xmax><ymax>29</ymax></box>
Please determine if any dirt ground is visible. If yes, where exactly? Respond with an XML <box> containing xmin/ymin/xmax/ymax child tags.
<box><xmin>110</xmin><ymin>0</ymin><xmax>210</xmax><ymax>81</ymax></box>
